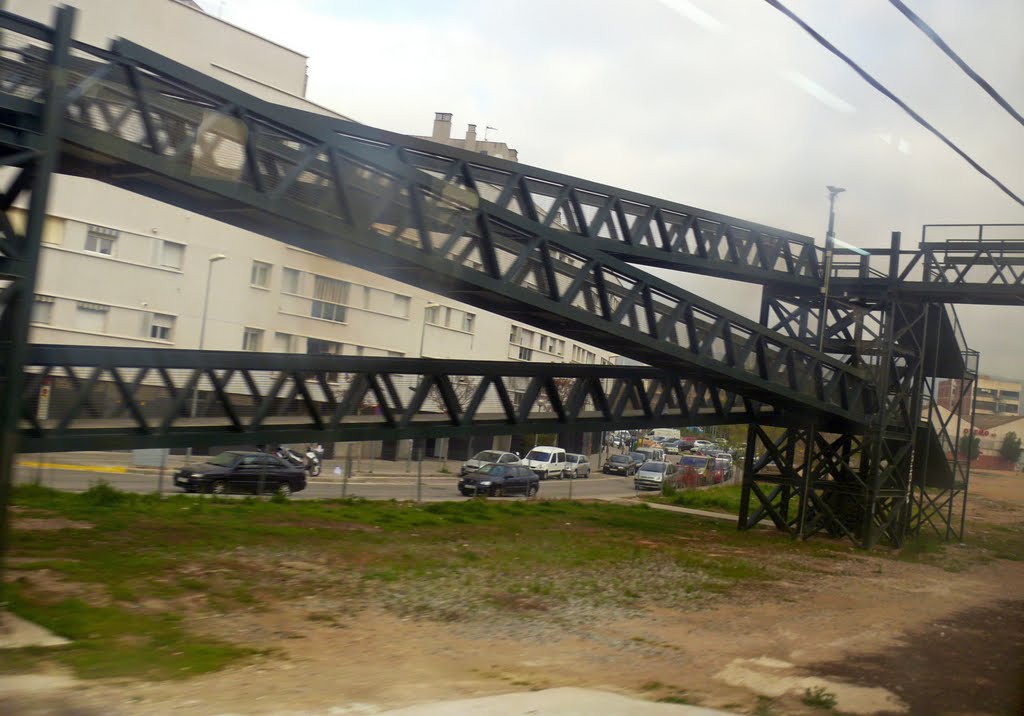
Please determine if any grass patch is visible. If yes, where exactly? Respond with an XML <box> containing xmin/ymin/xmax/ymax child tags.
<box><xmin>649</xmin><ymin>485</ymin><xmax>744</xmax><ymax>513</ymax></box>
<box><xmin>802</xmin><ymin>685</ymin><xmax>838</xmax><ymax>709</ymax></box>
<box><xmin>2</xmin><ymin>585</ymin><xmax>252</xmax><ymax>680</ymax></box>
<box><xmin>5</xmin><ymin>483</ymin><xmax>850</xmax><ymax>683</ymax></box>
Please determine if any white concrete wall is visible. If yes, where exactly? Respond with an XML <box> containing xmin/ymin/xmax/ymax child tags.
<box><xmin>9</xmin><ymin>0</ymin><xmax>347</xmax><ymax>116</ymax></box>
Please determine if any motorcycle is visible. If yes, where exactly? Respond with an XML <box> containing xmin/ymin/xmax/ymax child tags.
<box><xmin>304</xmin><ymin>445</ymin><xmax>323</xmax><ymax>477</ymax></box>
<box><xmin>274</xmin><ymin>445</ymin><xmax>321</xmax><ymax>477</ymax></box>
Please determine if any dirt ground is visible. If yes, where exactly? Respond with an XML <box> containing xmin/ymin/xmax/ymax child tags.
<box><xmin>7</xmin><ymin>471</ymin><xmax>1024</xmax><ymax>716</ymax></box>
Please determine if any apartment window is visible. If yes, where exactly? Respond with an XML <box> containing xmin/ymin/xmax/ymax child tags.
<box><xmin>539</xmin><ymin>335</ymin><xmax>548</xmax><ymax>352</ymax></box>
<box><xmin>425</xmin><ymin>305</ymin><xmax>441</xmax><ymax>325</ymax></box>
<box><xmin>250</xmin><ymin>261</ymin><xmax>271</xmax><ymax>288</ymax></box>
<box><xmin>74</xmin><ymin>301</ymin><xmax>109</xmax><ymax>332</ymax></box>
<box><xmin>513</xmin><ymin>327</ymin><xmax>534</xmax><ymax>347</ymax></box>
<box><xmin>462</xmin><ymin>313</ymin><xmax>475</xmax><ymax>333</ymax></box>
<box><xmin>307</xmin><ymin>338</ymin><xmax>342</xmax><ymax>382</ymax></box>
<box><xmin>518</xmin><ymin>346</ymin><xmax>533</xmax><ymax>361</ymax></box>
<box><xmin>362</xmin><ymin>286</ymin><xmax>373</xmax><ymax>309</ymax></box>
<box><xmin>274</xmin><ymin>332</ymin><xmax>296</xmax><ymax>353</ymax></box>
<box><xmin>85</xmin><ymin>225</ymin><xmax>118</xmax><ymax>256</ymax></box>
<box><xmin>148</xmin><ymin>313</ymin><xmax>175</xmax><ymax>341</ymax></box>
<box><xmin>307</xmin><ymin>338</ymin><xmax>341</xmax><ymax>355</ymax></box>
<box><xmin>32</xmin><ymin>295</ymin><xmax>55</xmax><ymax>324</ymax></box>
<box><xmin>311</xmin><ymin>275</ymin><xmax>349</xmax><ymax>323</ymax></box>
<box><xmin>393</xmin><ymin>294</ymin><xmax>410</xmax><ymax>318</ymax></box>
<box><xmin>242</xmin><ymin>327</ymin><xmax>263</xmax><ymax>351</ymax></box>
<box><xmin>312</xmin><ymin>300</ymin><xmax>346</xmax><ymax>322</ymax></box>
<box><xmin>282</xmin><ymin>267</ymin><xmax>301</xmax><ymax>294</ymax></box>
<box><xmin>571</xmin><ymin>345</ymin><xmax>596</xmax><ymax>364</ymax></box>
<box><xmin>159</xmin><ymin>240</ymin><xmax>185</xmax><ymax>269</ymax></box>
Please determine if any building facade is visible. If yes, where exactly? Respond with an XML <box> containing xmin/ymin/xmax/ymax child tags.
<box><xmin>938</xmin><ymin>375</ymin><xmax>1023</xmax><ymax>418</ymax></box>
<box><xmin>419</xmin><ymin>112</ymin><xmax>519</xmax><ymax>162</ymax></box>
<box><xmin>14</xmin><ymin>0</ymin><xmax>616</xmax><ymax>459</ymax></box>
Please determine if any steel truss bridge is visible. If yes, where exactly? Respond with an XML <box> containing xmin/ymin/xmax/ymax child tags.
<box><xmin>1</xmin><ymin>7</ymin><xmax>1021</xmax><ymax>551</ymax></box>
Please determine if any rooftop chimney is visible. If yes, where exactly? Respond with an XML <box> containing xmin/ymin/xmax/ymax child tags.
<box><xmin>465</xmin><ymin>123</ymin><xmax>477</xmax><ymax>151</ymax></box>
<box><xmin>432</xmin><ymin>112</ymin><xmax>452</xmax><ymax>140</ymax></box>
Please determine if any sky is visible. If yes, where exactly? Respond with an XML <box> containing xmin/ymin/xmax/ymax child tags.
<box><xmin>199</xmin><ymin>0</ymin><xmax>1024</xmax><ymax>378</ymax></box>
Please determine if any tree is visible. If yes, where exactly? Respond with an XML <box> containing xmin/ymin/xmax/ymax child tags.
<box><xmin>999</xmin><ymin>432</ymin><xmax>1022</xmax><ymax>465</ymax></box>
<box><xmin>957</xmin><ymin>433</ymin><xmax>981</xmax><ymax>461</ymax></box>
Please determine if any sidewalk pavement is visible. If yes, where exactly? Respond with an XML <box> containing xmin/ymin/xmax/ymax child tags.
<box><xmin>377</xmin><ymin>687</ymin><xmax>736</xmax><ymax>715</ymax></box>
<box><xmin>16</xmin><ymin>450</ymin><xmax>465</xmax><ymax>481</ymax></box>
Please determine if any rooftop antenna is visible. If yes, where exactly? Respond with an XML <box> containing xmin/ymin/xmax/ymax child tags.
<box><xmin>484</xmin><ymin>125</ymin><xmax>498</xmax><ymax>142</ymax></box>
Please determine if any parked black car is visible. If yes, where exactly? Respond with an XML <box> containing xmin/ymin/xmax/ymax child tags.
<box><xmin>603</xmin><ymin>453</ymin><xmax>638</xmax><ymax>476</ymax></box>
<box><xmin>458</xmin><ymin>463</ymin><xmax>539</xmax><ymax>497</ymax></box>
<box><xmin>174</xmin><ymin>451</ymin><xmax>307</xmax><ymax>496</ymax></box>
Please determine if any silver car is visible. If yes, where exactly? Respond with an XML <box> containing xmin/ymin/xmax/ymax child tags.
<box><xmin>634</xmin><ymin>460</ymin><xmax>678</xmax><ymax>491</ymax></box>
<box><xmin>566</xmin><ymin>453</ymin><xmax>591</xmax><ymax>478</ymax></box>
<box><xmin>460</xmin><ymin>450</ymin><xmax>520</xmax><ymax>476</ymax></box>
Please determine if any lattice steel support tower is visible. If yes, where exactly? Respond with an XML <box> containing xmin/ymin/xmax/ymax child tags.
<box><xmin>739</xmin><ymin>233</ymin><xmax>952</xmax><ymax>547</ymax></box>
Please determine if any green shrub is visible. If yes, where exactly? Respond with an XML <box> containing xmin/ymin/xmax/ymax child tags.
<box><xmin>81</xmin><ymin>481</ymin><xmax>127</xmax><ymax>507</ymax></box>
<box><xmin>801</xmin><ymin>686</ymin><xmax>837</xmax><ymax>709</ymax></box>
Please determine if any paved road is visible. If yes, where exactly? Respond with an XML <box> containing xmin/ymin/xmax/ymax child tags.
<box><xmin>14</xmin><ymin>464</ymin><xmax>640</xmax><ymax>502</ymax></box>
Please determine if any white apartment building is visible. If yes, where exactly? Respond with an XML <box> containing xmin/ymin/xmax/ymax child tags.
<box><xmin>14</xmin><ymin>0</ymin><xmax>616</xmax><ymax>457</ymax></box>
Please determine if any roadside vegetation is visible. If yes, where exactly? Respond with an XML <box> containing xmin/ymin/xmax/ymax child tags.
<box><xmin>650</xmin><ymin>483</ymin><xmax>745</xmax><ymax>513</ymax></box>
<box><xmin>4</xmin><ymin>480</ymin><xmax>1021</xmax><ymax>685</ymax></box>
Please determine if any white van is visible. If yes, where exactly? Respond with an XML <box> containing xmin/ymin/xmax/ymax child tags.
<box><xmin>646</xmin><ymin>428</ymin><xmax>681</xmax><ymax>441</ymax></box>
<box><xmin>522</xmin><ymin>446</ymin><xmax>568</xmax><ymax>480</ymax></box>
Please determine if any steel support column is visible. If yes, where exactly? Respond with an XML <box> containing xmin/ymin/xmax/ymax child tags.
<box><xmin>0</xmin><ymin>6</ymin><xmax>72</xmax><ymax>596</ymax></box>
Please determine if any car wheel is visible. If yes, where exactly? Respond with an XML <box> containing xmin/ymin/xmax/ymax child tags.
<box><xmin>276</xmin><ymin>483</ymin><xmax>292</xmax><ymax>498</ymax></box>
<box><xmin>491</xmin><ymin>485</ymin><xmax>502</xmax><ymax>498</ymax></box>
<box><xmin>211</xmin><ymin>480</ymin><xmax>228</xmax><ymax>495</ymax></box>
<box><xmin>527</xmin><ymin>484</ymin><xmax>538</xmax><ymax>497</ymax></box>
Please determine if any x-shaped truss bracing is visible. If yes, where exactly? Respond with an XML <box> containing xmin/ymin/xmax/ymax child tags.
<box><xmin>18</xmin><ymin>345</ymin><xmax>787</xmax><ymax>453</ymax></box>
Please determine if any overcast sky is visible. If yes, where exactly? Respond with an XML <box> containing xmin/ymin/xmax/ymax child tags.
<box><xmin>200</xmin><ymin>0</ymin><xmax>1024</xmax><ymax>378</ymax></box>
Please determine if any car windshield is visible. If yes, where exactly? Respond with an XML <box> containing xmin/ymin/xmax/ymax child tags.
<box><xmin>205</xmin><ymin>452</ymin><xmax>240</xmax><ymax>467</ymax></box>
<box><xmin>471</xmin><ymin>451</ymin><xmax>502</xmax><ymax>462</ymax></box>
<box><xmin>680</xmin><ymin>456</ymin><xmax>708</xmax><ymax>467</ymax></box>
<box><xmin>641</xmin><ymin>461</ymin><xmax>666</xmax><ymax>472</ymax></box>
<box><xmin>609</xmin><ymin>455</ymin><xmax>630</xmax><ymax>463</ymax></box>
<box><xmin>475</xmin><ymin>464</ymin><xmax>508</xmax><ymax>476</ymax></box>
<box><xmin>525</xmin><ymin>450</ymin><xmax>551</xmax><ymax>462</ymax></box>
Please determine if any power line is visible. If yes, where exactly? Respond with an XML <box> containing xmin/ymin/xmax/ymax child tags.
<box><xmin>889</xmin><ymin>0</ymin><xmax>1024</xmax><ymax>130</ymax></box>
<box><xmin>762</xmin><ymin>0</ymin><xmax>1024</xmax><ymax>210</ymax></box>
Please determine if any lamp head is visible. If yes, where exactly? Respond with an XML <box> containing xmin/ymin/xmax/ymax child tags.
<box><xmin>209</xmin><ymin>253</ymin><xmax>227</xmax><ymax>262</ymax></box>
<box><xmin>826</xmin><ymin>185</ymin><xmax>846</xmax><ymax>197</ymax></box>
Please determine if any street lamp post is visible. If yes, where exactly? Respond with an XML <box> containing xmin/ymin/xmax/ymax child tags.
<box><xmin>801</xmin><ymin>187</ymin><xmax>844</xmax><ymax>541</ymax></box>
<box><xmin>410</xmin><ymin>302</ymin><xmax>440</xmax><ymax>465</ymax></box>
<box><xmin>818</xmin><ymin>186</ymin><xmax>845</xmax><ymax>353</ymax></box>
<box><xmin>185</xmin><ymin>253</ymin><xmax>227</xmax><ymax>464</ymax></box>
